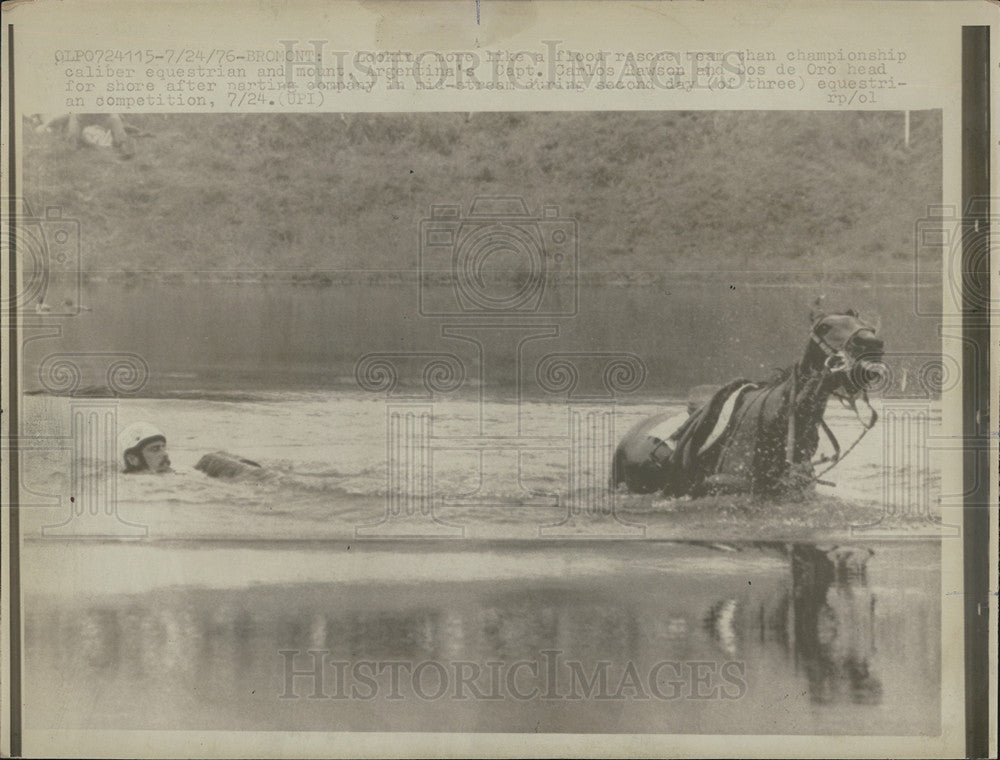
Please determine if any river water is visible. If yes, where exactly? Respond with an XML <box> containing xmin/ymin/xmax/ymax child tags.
<box><xmin>18</xmin><ymin>391</ymin><xmax>943</xmax><ymax>737</ymax></box>
<box><xmin>18</xmin><ymin>392</ymin><xmax>941</xmax><ymax>540</ymax></box>
<box><xmin>23</xmin><ymin>539</ymin><xmax>939</xmax><ymax>735</ymax></box>
<box><xmin>22</xmin><ymin>279</ymin><xmax>939</xmax><ymax>395</ymax></box>
<box><xmin>17</xmin><ymin>279</ymin><xmax>945</xmax><ymax>737</ymax></box>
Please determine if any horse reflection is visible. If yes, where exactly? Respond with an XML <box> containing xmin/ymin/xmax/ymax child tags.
<box><xmin>30</xmin><ymin>542</ymin><xmax>886</xmax><ymax>728</ymax></box>
<box><xmin>790</xmin><ymin>544</ymin><xmax>882</xmax><ymax>705</ymax></box>
<box><xmin>700</xmin><ymin>542</ymin><xmax>882</xmax><ymax>706</ymax></box>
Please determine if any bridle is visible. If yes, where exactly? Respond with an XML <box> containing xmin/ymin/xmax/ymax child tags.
<box><xmin>810</xmin><ymin>316</ymin><xmax>878</xmax><ymax>374</ymax></box>
<box><xmin>784</xmin><ymin>315</ymin><xmax>882</xmax><ymax>485</ymax></box>
<box><xmin>809</xmin><ymin>315</ymin><xmax>881</xmax><ymax>414</ymax></box>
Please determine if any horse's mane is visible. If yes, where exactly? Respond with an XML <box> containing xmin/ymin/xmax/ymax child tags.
<box><xmin>756</xmin><ymin>365</ymin><xmax>794</xmax><ymax>389</ymax></box>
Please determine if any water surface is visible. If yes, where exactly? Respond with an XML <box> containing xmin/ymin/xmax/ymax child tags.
<box><xmin>24</xmin><ymin>540</ymin><xmax>940</xmax><ymax>735</ymax></box>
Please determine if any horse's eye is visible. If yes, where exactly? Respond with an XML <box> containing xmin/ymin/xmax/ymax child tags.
<box><xmin>815</xmin><ymin>322</ymin><xmax>831</xmax><ymax>335</ymax></box>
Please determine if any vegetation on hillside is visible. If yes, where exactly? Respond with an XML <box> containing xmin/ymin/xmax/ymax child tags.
<box><xmin>23</xmin><ymin>110</ymin><xmax>941</xmax><ymax>277</ymax></box>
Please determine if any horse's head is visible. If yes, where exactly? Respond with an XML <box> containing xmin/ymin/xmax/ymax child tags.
<box><xmin>809</xmin><ymin>309</ymin><xmax>886</xmax><ymax>398</ymax></box>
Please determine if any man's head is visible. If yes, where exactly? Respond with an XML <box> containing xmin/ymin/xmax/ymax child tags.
<box><xmin>119</xmin><ymin>423</ymin><xmax>172</xmax><ymax>474</ymax></box>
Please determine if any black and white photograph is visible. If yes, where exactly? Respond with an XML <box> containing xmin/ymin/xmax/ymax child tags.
<box><xmin>2</xmin><ymin>2</ymin><xmax>993</xmax><ymax>758</ymax></box>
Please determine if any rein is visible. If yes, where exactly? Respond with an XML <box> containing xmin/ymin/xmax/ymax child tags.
<box><xmin>812</xmin><ymin>416</ymin><xmax>874</xmax><ymax>482</ymax></box>
<box><xmin>783</xmin><ymin>361</ymin><xmax>879</xmax><ymax>487</ymax></box>
<box><xmin>706</xmin><ymin>314</ymin><xmax>880</xmax><ymax>492</ymax></box>
<box><xmin>784</xmin><ymin>363</ymin><xmax>797</xmax><ymax>467</ymax></box>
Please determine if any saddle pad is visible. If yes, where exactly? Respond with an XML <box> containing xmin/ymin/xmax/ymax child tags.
<box><xmin>697</xmin><ymin>383</ymin><xmax>758</xmax><ymax>455</ymax></box>
<box><xmin>646</xmin><ymin>412</ymin><xmax>690</xmax><ymax>443</ymax></box>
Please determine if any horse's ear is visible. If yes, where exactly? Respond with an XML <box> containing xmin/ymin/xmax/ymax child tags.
<box><xmin>809</xmin><ymin>296</ymin><xmax>826</xmax><ymax>324</ymax></box>
<box><xmin>845</xmin><ymin>308</ymin><xmax>858</xmax><ymax>317</ymax></box>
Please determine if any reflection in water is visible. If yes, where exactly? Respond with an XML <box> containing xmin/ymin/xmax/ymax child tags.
<box><xmin>25</xmin><ymin>541</ymin><xmax>938</xmax><ymax>734</ymax></box>
<box><xmin>790</xmin><ymin>544</ymin><xmax>882</xmax><ymax>706</ymax></box>
<box><xmin>701</xmin><ymin>544</ymin><xmax>882</xmax><ymax>707</ymax></box>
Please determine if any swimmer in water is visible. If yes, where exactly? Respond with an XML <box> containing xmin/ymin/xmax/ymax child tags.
<box><xmin>119</xmin><ymin>423</ymin><xmax>173</xmax><ymax>474</ymax></box>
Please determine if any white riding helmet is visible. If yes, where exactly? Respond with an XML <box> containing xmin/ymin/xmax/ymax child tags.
<box><xmin>119</xmin><ymin>422</ymin><xmax>166</xmax><ymax>470</ymax></box>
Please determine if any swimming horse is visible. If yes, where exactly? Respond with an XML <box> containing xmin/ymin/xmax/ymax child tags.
<box><xmin>611</xmin><ymin>308</ymin><xmax>886</xmax><ymax>497</ymax></box>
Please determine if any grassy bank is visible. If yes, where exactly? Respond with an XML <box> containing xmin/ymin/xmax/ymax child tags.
<box><xmin>23</xmin><ymin>110</ymin><xmax>941</xmax><ymax>276</ymax></box>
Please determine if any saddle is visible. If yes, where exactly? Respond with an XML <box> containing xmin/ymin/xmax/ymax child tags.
<box><xmin>665</xmin><ymin>379</ymin><xmax>758</xmax><ymax>486</ymax></box>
